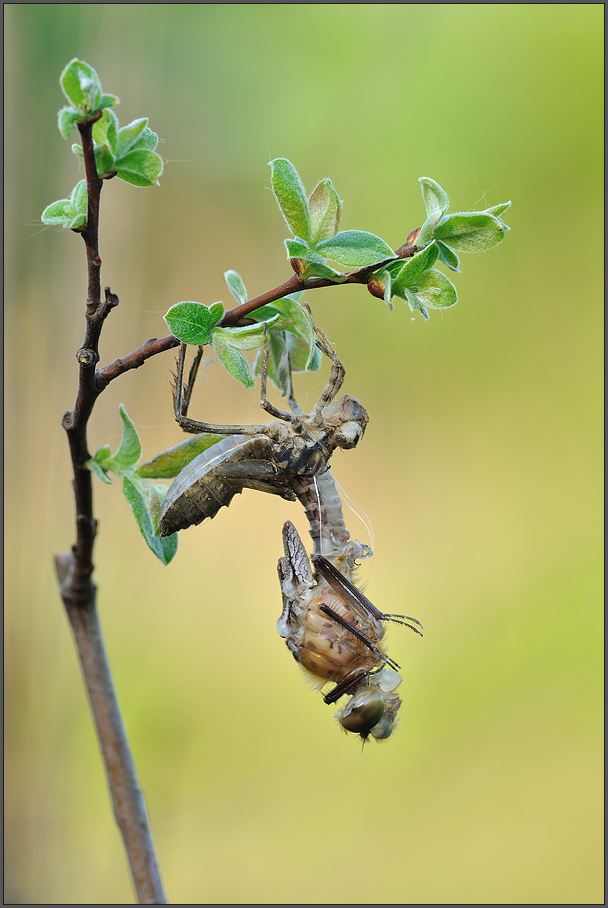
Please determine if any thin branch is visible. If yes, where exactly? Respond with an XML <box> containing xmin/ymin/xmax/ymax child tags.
<box><xmin>57</xmin><ymin>117</ymin><xmax>167</xmax><ymax>904</ymax></box>
<box><xmin>95</xmin><ymin>242</ymin><xmax>418</xmax><ymax>388</ymax></box>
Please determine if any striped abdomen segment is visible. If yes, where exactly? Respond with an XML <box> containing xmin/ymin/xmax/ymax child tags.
<box><xmin>159</xmin><ymin>434</ymin><xmax>296</xmax><ymax>536</ymax></box>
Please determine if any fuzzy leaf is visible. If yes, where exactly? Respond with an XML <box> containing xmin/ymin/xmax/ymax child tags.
<box><xmin>419</xmin><ymin>177</ymin><xmax>450</xmax><ymax>218</ymax></box>
<box><xmin>92</xmin><ymin>108</ymin><xmax>118</xmax><ymax>152</ymax></box>
<box><xmin>484</xmin><ymin>201</ymin><xmax>511</xmax><ymax>219</ymax></box>
<box><xmin>434</xmin><ymin>212</ymin><xmax>507</xmax><ymax>252</ymax></box>
<box><xmin>211</xmin><ymin>333</ymin><xmax>254</xmax><ymax>387</ymax></box>
<box><xmin>402</xmin><ymin>269</ymin><xmax>458</xmax><ymax>317</ymax></box>
<box><xmin>95</xmin><ymin>144</ymin><xmax>116</xmax><ymax>177</ymax></box>
<box><xmin>115</xmin><ymin>118</ymin><xmax>149</xmax><ymax>157</ymax></box>
<box><xmin>122</xmin><ymin>475</ymin><xmax>177</xmax><ymax>564</ymax></box>
<box><xmin>137</xmin><ymin>433</ymin><xmax>225</xmax><ymax>479</ymax></box>
<box><xmin>87</xmin><ymin>458</ymin><xmax>114</xmax><ymax>484</ymax></box>
<box><xmin>41</xmin><ymin>198</ymin><xmax>72</xmax><ymax>225</ymax></box>
<box><xmin>316</xmin><ymin>231</ymin><xmax>394</xmax><ymax>267</ymax></box>
<box><xmin>57</xmin><ymin>107</ymin><xmax>82</xmax><ymax>138</ymax></box>
<box><xmin>60</xmin><ymin>59</ymin><xmax>102</xmax><ymax>113</ymax></box>
<box><xmin>392</xmin><ymin>243</ymin><xmax>439</xmax><ymax>293</ymax></box>
<box><xmin>224</xmin><ymin>270</ymin><xmax>247</xmax><ymax>305</ymax></box>
<box><xmin>309</xmin><ymin>179</ymin><xmax>341</xmax><ymax>245</ymax></box>
<box><xmin>415</xmin><ymin>210</ymin><xmax>443</xmax><ymax>248</ymax></box>
<box><xmin>114</xmin><ymin>149</ymin><xmax>164</xmax><ymax>187</ymax></box>
<box><xmin>111</xmin><ymin>404</ymin><xmax>142</xmax><ymax>468</ymax></box>
<box><xmin>270</xmin><ymin>158</ymin><xmax>311</xmax><ymax>241</ymax></box>
<box><xmin>97</xmin><ymin>93</ymin><xmax>119</xmax><ymax>111</ymax></box>
<box><xmin>436</xmin><ymin>240</ymin><xmax>460</xmax><ymax>272</ymax></box>
<box><xmin>165</xmin><ymin>301</ymin><xmax>214</xmax><ymax>345</ymax></box>
<box><xmin>211</xmin><ymin>318</ymin><xmax>279</xmax><ymax>351</ymax></box>
<box><xmin>209</xmin><ymin>302</ymin><xmax>224</xmax><ymax>327</ymax></box>
<box><xmin>284</xmin><ymin>238</ymin><xmax>326</xmax><ymax>264</ymax></box>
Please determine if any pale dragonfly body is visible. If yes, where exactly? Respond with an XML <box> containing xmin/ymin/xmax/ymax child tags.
<box><xmin>158</xmin><ymin>323</ymin><xmax>421</xmax><ymax>740</ymax></box>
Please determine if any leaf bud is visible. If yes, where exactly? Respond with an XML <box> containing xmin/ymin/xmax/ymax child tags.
<box><xmin>367</xmin><ymin>278</ymin><xmax>385</xmax><ymax>299</ymax></box>
<box><xmin>290</xmin><ymin>257</ymin><xmax>306</xmax><ymax>275</ymax></box>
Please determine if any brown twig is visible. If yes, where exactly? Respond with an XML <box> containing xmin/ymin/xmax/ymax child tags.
<box><xmin>95</xmin><ymin>243</ymin><xmax>418</xmax><ymax>389</ymax></box>
<box><xmin>56</xmin><ymin>117</ymin><xmax>167</xmax><ymax>905</ymax></box>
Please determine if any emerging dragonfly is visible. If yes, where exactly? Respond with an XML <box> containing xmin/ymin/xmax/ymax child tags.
<box><xmin>277</xmin><ymin>520</ymin><xmax>422</xmax><ymax>741</ymax></box>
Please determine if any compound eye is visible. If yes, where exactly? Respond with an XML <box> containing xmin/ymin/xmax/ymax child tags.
<box><xmin>334</xmin><ymin>421</ymin><xmax>362</xmax><ymax>450</ymax></box>
<box><xmin>340</xmin><ymin>690</ymin><xmax>385</xmax><ymax>736</ymax></box>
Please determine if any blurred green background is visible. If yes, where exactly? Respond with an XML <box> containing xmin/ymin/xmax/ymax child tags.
<box><xmin>5</xmin><ymin>4</ymin><xmax>603</xmax><ymax>904</ymax></box>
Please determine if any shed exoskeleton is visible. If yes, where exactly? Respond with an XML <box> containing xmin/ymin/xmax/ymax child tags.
<box><xmin>159</xmin><ymin>320</ymin><xmax>369</xmax><ymax>547</ymax></box>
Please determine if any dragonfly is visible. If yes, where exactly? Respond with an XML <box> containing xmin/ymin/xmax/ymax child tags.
<box><xmin>277</xmin><ymin>520</ymin><xmax>422</xmax><ymax>741</ymax></box>
<box><xmin>159</xmin><ymin>317</ymin><xmax>370</xmax><ymax>568</ymax></box>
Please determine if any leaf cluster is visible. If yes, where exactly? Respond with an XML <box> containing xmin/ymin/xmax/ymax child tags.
<box><xmin>42</xmin><ymin>59</ymin><xmax>162</xmax><ymax>230</ymax></box>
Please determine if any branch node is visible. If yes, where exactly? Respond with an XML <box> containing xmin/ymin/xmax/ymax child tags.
<box><xmin>77</xmin><ymin>347</ymin><xmax>100</xmax><ymax>367</ymax></box>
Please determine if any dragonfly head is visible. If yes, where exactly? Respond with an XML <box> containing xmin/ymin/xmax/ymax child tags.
<box><xmin>339</xmin><ymin>669</ymin><xmax>402</xmax><ymax>740</ymax></box>
<box><xmin>321</xmin><ymin>395</ymin><xmax>369</xmax><ymax>451</ymax></box>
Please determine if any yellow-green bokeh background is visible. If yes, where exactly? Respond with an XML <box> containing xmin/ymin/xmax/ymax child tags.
<box><xmin>5</xmin><ymin>5</ymin><xmax>603</xmax><ymax>904</ymax></box>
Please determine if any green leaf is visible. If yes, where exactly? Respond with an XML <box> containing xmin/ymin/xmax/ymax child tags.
<box><xmin>253</xmin><ymin>329</ymin><xmax>290</xmax><ymax>394</ymax></box>
<box><xmin>87</xmin><ymin>458</ymin><xmax>114</xmax><ymax>484</ymax></box>
<box><xmin>308</xmin><ymin>179</ymin><xmax>342</xmax><ymax>245</ymax></box>
<box><xmin>211</xmin><ymin>332</ymin><xmax>255</xmax><ymax>387</ymax></box>
<box><xmin>97</xmin><ymin>93</ymin><xmax>119</xmax><ymax>111</ymax></box>
<box><xmin>316</xmin><ymin>231</ymin><xmax>394</xmax><ymax>267</ymax></box>
<box><xmin>136</xmin><ymin>433</ymin><xmax>226</xmax><ymax>479</ymax></box>
<box><xmin>60</xmin><ymin>59</ymin><xmax>102</xmax><ymax>113</ymax></box>
<box><xmin>122</xmin><ymin>475</ymin><xmax>177</xmax><ymax>564</ymax></box>
<box><xmin>289</xmin><ymin>332</ymin><xmax>321</xmax><ymax>372</ymax></box>
<box><xmin>270</xmin><ymin>158</ymin><xmax>311</xmax><ymax>241</ymax></box>
<box><xmin>419</xmin><ymin>177</ymin><xmax>450</xmax><ymax>218</ymax></box>
<box><xmin>92</xmin><ymin>108</ymin><xmax>118</xmax><ymax>152</ymax></box>
<box><xmin>253</xmin><ymin>297</ymin><xmax>313</xmax><ymax>351</ymax></box>
<box><xmin>58</xmin><ymin>107</ymin><xmax>82</xmax><ymax>138</ymax></box>
<box><xmin>284</xmin><ymin>238</ymin><xmax>326</xmax><ymax>265</ymax></box>
<box><xmin>114</xmin><ymin>149</ymin><xmax>164</xmax><ymax>187</ymax></box>
<box><xmin>484</xmin><ymin>201</ymin><xmax>511</xmax><ymax>219</ymax></box>
<box><xmin>71</xmin><ymin>143</ymin><xmax>84</xmax><ymax>157</ymax></box>
<box><xmin>112</xmin><ymin>404</ymin><xmax>142</xmax><ymax>468</ymax></box>
<box><xmin>95</xmin><ymin>144</ymin><xmax>116</xmax><ymax>177</ymax></box>
<box><xmin>392</xmin><ymin>243</ymin><xmax>439</xmax><ymax>294</ymax></box>
<box><xmin>41</xmin><ymin>198</ymin><xmax>72</xmax><ymax>225</ymax></box>
<box><xmin>415</xmin><ymin>210</ymin><xmax>443</xmax><ymax>248</ymax></box>
<box><xmin>402</xmin><ymin>269</ymin><xmax>458</xmax><ymax>317</ymax></box>
<box><xmin>436</xmin><ymin>240</ymin><xmax>460</xmax><ymax>272</ymax></box>
<box><xmin>131</xmin><ymin>126</ymin><xmax>159</xmax><ymax>152</ymax></box>
<box><xmin>115</xmin><ymin>118</ymin><xmax>149</xmax><ymax>157</ymax></box>
<box><xmin>164</xmin><ymin>301</ymin><xmax>214</xmax><ymax>345</ymax></box>
<box><xmin>209</xmin><ymin>302</ymin><xmax>224</xmax><ymax>327</ymax></box>
<box><xmin>374</xmin><ymin>269</ymin><xmax>393</xmax><ymax>311</ymax></box>
<box><xmin>434</xmin><ymin>212</ymin><xmax>507</xmax><ymax>252</ymax></box>
<box><xmin>211</xmin><ymin>318</ymin><xmax>279</xmax><ymax>351</ymax></box>
<box><xmin>224</xmin><ymin>270</ymin><xmax>247</xmax><ymax>305</ymax></box>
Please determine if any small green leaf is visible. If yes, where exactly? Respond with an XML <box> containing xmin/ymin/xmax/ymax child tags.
<box><xmin>41</xmin><ymin>198</ymin><xmax>72</xmax><ymax>225</ymax></box>
<box><xmin>284</xmin><ymin>238</ymin><xmax>326</xmax><ymax>264</ymax></box>
<box><xmin>94</xmin><ymin>444</ymin><xmax>112</xmax><ymax>461</ymax></box>
<box><xmin>87</xmin><ymin>458</ymin><xmax>114</xmax><ymax>484</ymax></box>
<box><xmin>308</xmin><ymin>178</ymin><xmax>342</xmax><ymax>245</ymax></box>
<box><xmin>122</xmin><ymin>475</ymin><xmax>177</xmax><ymax>564</ymax></box>
<box><xmin>131</xmin><ymin>126</ymin><xmax>159</xmax><ymax>152</ymax></box>
<box><xmin>484</xmin><ymin>201</ymin><xmax>511</xmax><ymax>219</ymax></box>
<box><xmin>415</xmin><ymin>210</ymin><xmax>443</xmax><ymax>248</ymax></box>
<box><xmin>71</xmin><ymin>180</ymin><xmax>88</xmax><ymax>214</ymax></box>
<box><xmin>270</xmin><ymin>158</ymin><xmax>311</xmax><ymax>241</ymax></box>
<box><xmin>436</xmin><ymin>240</ymin><xmax>460</xmax><ymax>272</ymax></box>
<box><xmin>402</xmin><ymin>269</ymin><xmax>458</xmax><ymax>316</ymax></box>
<box><xmin>58</xmin><ymin>107</ymin><xmax>82</xmax><ymax>138</ymax></box>
<box><xmin>115</xmin><ymin>118</ymin><xmax>149</xmax><ymax>157</ymax></box>
<box><xmin>60</xmin><ymin>59</ymin><xmax>102</xmax><ymax>113</ymax></box>
<box><xmin>392</xmin><ymin>243</ymin><xmax>439</xmax><ymax>294</ymax></box>
<box><xmin>209</xmin><ymin>302</ymin><xmax>224</xmax><ymax>327</ymax></box>
<box><xmin>71</xmin><ymin>143</ymin><xmax>84</xmax><ymax>157</ymax></box>
<box><xmin>92</xmin><ymin>108</ymin><xmax>118</xmax><ymax>152</ymax></box>
<box><xmin>419</xmin><ymin>177</ymin><xmax>450</xmax><ymax>218</ymax></box>
<box><xmin>136</xmin><ymin>433</ymin><xmax>226</xmax><ymax>479</ymax></box>
<box><xmin>112</xmin><ymin>404</ymin><xmax>142</xmax><ymax>468</ymax></box>
<box><xmin>253</xmin><ymin>297</ymin><xmax>313</xmax><ymax>351</ymax></box>
<box><xmin>253</xmin><ymin>329</ymin><xmax>290</xmax><ymax>394</ymax></box>
<box><xmin>316</xmin><ymin>231</ymin><xmax>394</xmax><ymax>267</ymax></box>
<box><xmin>164</xmin><ymin>302</ymin><xmax>213</xmax><ymax>345</ymax></box>
<box><xmin>114</xmin><ymin>149</ymin><xmax>164</xmax><ymax>187</ymax></box>
<box><xmin>97</xmin><ymin>93</ymin><xmax>119</xmax><ymax>111</ymax></box>
<box><xmin>224</xmin><ymin>270</ymin><xmax>247</xmax><ymax>305</ymax></box>
<box><xmin>211</xmin><ymin>333</ymin><xmax>255</xmax><ymax>387</ymax></box>
<box><xmin>211</xmin><ymin>318</ymin><xmax>279</xmax><ymax>351</ymax></box>
<box><xmin>434</xmin><ymin>212</ymin><xmax>506</xmax><ymax>252</ymax></box>
<box><xmin>374</xmin><ymin>269</ymin><xmax>393</xmax><ymax>311</ymax></box>
<box><xmin>289</xmin><ymin>332</ymin><xmax>321</xmax><ymax>372</ymax></box>
<box><xmin>95</xmin><ymin>144</ymin><xmax>116</xmax><ymax>177</ymax></box>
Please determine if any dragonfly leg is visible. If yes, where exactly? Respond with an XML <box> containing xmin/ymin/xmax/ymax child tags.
<box><xmin>303</xmin><ymin>307</ymin><xmax>346</xmax><ymax>409</ymax></box>
<box><xmin>260</xmin><ymin>323</ymin><xmax>295</xmax><ymax>423</ymax></box>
